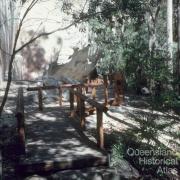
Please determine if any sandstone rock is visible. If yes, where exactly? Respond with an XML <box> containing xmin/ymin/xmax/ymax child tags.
<box><xmin>47</xmin><ymin>45</ymin><xmax>101</xmax><ymax>82</ymax></box>
<box><xmin>16</xmin><ymin>0</ymin><xmax>91</xmax><ymax>81</ymax></box>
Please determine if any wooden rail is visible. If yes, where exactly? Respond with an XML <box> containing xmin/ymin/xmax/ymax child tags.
<box><xmin>70</xmin><ymin>89</ymin><xmax>108</xmax><ymax>149</ymax></box>
<box><xmin>15</xmin><ymin>87</ymin><xmax>25</xmax><ymax>154</ymax></box>
<box><xmin>103</xmin><ymin>75</ymin><xmax>108</xmax><ymax>106</ymax></box>
<box><xmin>27</xmin><ymin>84</ymin><xmax>82</xmax><ymax>111</ymax></box>
<box><xmin>26</xmin><ymin>82</ymin><xmax>113</xmax><ymax>149</ymax></box>
<box><xmin>27</xmin><ymin>84</ymin><xmax>82</xmax><ymax>91</ymax></box>
<box><xmin>27</xmin><ymin>83</ymin><xmax>106</xmax><ymax>111</ymax></box>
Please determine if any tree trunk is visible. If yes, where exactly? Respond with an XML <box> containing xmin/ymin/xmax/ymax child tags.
<box><xmin>167</xmin><ymin>0</ymin><xmax>173</xmax><ymax>71</ymax></box>
<box><xmin>147</xmin><ymin>16</ymin><xmax>157</xmax><ymax>53</ymax></box>
<box><xmin>0</xmin><ymin>0</ymin><xmax>20</xmax><ymax>116</ymax></box>
<box><xmin>0</xmin><ymin>54</ymin><xmax>14</xmax><ymax>115</ymax></box>
<box><xmin>177</xmin><ymin>0</ymin><xmax>180</xmax><ymax>95</ymax></box>
<box><xmin>145</xmin><ymin>4</ymin><xmax>160</xmax><ymax>53</ymax></box>
<box><xmin>0</xmin><ymin>61</ymin><xmax>4</xmax><ymax>83</ymax></box>
<box><xmin>145</xmin><ymin>5</ymin><xmax>161</xmax><ymax>92</ymax></box>
<box><xmin>0</xmin><ymin>0</ymin><xmax>21</xmax><ymax>84</ymax></box>
<box><xmin>0</xmin><ymin>0</ymin><xmax>96</xmax><ymax>115</ymax></box>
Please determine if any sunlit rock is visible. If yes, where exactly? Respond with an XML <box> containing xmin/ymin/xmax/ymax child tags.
<box><xmin>15</xmin><ymin>0</ymin><xmax>93</xmax><ymax>81</ymax></box>
<box><xmin>47</xmin><ymin>45</ymin><xmax>101</xmax><ymax>82</ymax></box>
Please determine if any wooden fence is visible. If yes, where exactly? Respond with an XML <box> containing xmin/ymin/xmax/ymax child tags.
<box><xmin>27</xmin><ymin>84</ymin><xmax>81</xmax><ymax>111</ymax></box>
<box><xmin>69</xmin><ymin>88</ymin><xmax>108</xmax><ymax>149</ymax></box>
<box><xmin>27</xmin><ymin>83</ymin><xmax>109</xmax><ymax>149</ymax></box>
<box><xmin>27</xmin><ymin>82</ymin><xmax>108</xmax><ymax>111</ymax></box>
<box><xmin>17</xmin><ymin>77</ymin><xmax>124</xmax><ymax>153</ymax></box>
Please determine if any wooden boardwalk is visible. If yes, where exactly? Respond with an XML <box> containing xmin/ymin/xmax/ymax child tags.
<box><xmin>17</xmin><ymin>103</ymin><xmax>108</xmax><ymax>174</ymax></box>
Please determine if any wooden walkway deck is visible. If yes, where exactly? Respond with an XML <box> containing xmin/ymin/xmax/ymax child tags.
<box><xmin>17</xmin><ymin>103</ymin><xmax>108</xmax><ymax>174</ymax></box>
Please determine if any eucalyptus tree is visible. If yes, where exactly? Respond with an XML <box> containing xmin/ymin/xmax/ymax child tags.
<box><xmin>177</xmin><ymin>0</ymin><xmax>180</xmax><ymax>95</ymax></box>
<box><xmin>0</xmin><ymin>0</ymin><xmax>21</xmax><ymax>83</ymax></box>
<box><xmin>167</xmin><ymin>0</ymin><xmax>173</xmax><ymax>60</ymax></box>
<box><xmin>88</xmin><ymin>0</ymin><xmax>166</xmax><ymax>84</ymax></box>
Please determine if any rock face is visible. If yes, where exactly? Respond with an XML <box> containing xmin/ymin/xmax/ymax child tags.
<box><xmin>14</xmin><ymin>0</ymin><xmax>96</xmax><ymax>81</ymax></box>
<box><xmin>47</xmin><ymin>45</ymin><xmax>101</xmax><ymax>82</ymax></box>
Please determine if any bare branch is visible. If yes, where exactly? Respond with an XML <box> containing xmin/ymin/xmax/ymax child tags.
<box><xmin>12</xmin><ymin>0</ymin><xmax>39</xmax><ymax>55</ymax></box>
<box><xmin>154</xmin><ymin>5</ymin><xmax>161</xmax><ymax>22</ymax></box>
<box><xmin>21</xmin><ymin>0</ymin><xmax>39</xmax><ymax>22</ymax></box>
<box><xmin>146</xmin><ymin>4</ymin><xmax>161</xmax><ymax>25</ymax></box>
<box><xmin>81</xmin><ymin>0</ymin><xmax>88</xmax><ymax>14</ymax></box>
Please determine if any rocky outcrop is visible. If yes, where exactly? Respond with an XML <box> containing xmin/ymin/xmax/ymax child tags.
<box><xmin>15</xmin><ymin>0</ymin><xmax>91</xmax><ymax>81</ymax></box>
<box><xmin>47</xmin><ymin>45</ymin><xmax>101</xmax><ymax>82</ymax></box>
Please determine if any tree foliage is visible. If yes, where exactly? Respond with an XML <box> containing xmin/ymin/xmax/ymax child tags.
<box><xmin>87</xmin><ymin>0</ymin><xmax>179</xmax><ymax>108</ymax></box>
<box><xmin>0</xmin><ymin>0</ymin><xmax>179</xmax><ymax>114</ymax></box>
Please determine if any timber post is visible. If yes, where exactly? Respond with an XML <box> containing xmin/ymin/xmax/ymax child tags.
<box><xmin>96</xmin><ymin>108</ymin><xmax>104</xmax><ymax>149</ymax></box>
<box><xmin>38</xmin><ymin>87</ymin><xmax>43</xmax><ymax>111</ymax></box>
<box><xmin>76</xmin><ymin>86</ymin><xmax>82</xmax><ymax>114</ymax></box>
<box><xmin>80</xmin><ymin>98</ymin><xmax>85</xmax><ymax>130</ymax></box>
<box><xmin>15</xmin><ymin>87</ymin><xmax>25</xmax><ymax>154</ymax></box>
<box><xmin>58</xmin><ymin>86</ymin><xmax>62</xmax><ymax>106</ymax></box>
<box><xmin>112</xmin><ymin>72</ymin><xmax>124</xmax><ymax>106</ymax></box>
<box><xmin>103</xmin><ymin>75</ymin><xmax>108</xmax><ymax>106</ymax></box>
<box><xmin>92</xmin><ymin>87</ymin><xmax>96</xmax><ymax>100</ymax></box>
<box><xmin>69</xmin><ymin>89</ymin><xmax>74</xmax><ymax>117</ymax></box>
<box><xmin>70</xmin><ymin>89</ymin><xmax>106</xmax><ymax>149</ymax></box>
<box><xmin>85</xmin><ymin>78</ymin><xmax>89</xmax><ymax>93</ymax></box>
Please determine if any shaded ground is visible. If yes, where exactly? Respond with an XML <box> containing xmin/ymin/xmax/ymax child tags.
<box><xmin>1</xmin><ymin>81</ymin><xmax>179</xmax><ymax>179</ymax></box>
<box><xmin>81</xmin><ymin>92</ymin><xmax>180</xmax><ymax>179</ymax></box>
<box><xmin>1</xmin><ymin>82</ymin><xmax>23</xmax><ymax>179</ymax></box>
<box><xmin>83</xmin><ymin>94</ymin><xmax>180</xmax><ymax>152</ymax></box>
<box><xmin>19</xmin><ymin>104</ymin><xmax>107</xmax><ymax>174</ymax></box>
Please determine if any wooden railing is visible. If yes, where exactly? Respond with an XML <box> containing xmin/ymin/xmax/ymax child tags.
<box><xmin>27</xmin><ymin>83</ymin><xmax>108</xmax><ymax>111</ymax></box>
<box><xmin>69</xmin><ymin>88</ymin><xmax>108</xmax><ymax>149</ymax></box>
<box><xmin>27</xmin><ymin>83</ymin><xmax>109</xmax><ymax>149</ymax></box>
<box><xmin>19</xmin><ymin>78</ymin><xmax>123</xmax><ymax>153</ymax></box>
<box><xmin>15</xmin><ymin>87</ymin><xmax>25</xmax><ymax>154</ymax></box>
<box><xmin>27</xmin><ymin>84</ymin><xmax>82</xmax><ymax>111</ymax></box>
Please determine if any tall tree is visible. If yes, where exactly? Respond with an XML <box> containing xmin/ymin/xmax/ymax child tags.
<box><xmin>167</xmin><ymin>0</ymin><xmax>173</xmax><ymax>71</ymax></box>
<box><xmin>177</xmin><ymin>0</ymin><xmax>180</xmax><ymax>95</ymax></box>
<box><xmin>145</xmin><ymin>1</ymin><xmax>161</xmax><ymax>52</ymax></box>
<box><xmin>0</xmin><ymin>0</ymin><xmax>101</xmax><ymax>115</ymax></box>
<box><xmin>0</xmin><ymin>0</ymin><xmax>21</xmax><ymax>83</ymax></box>
<box><xmin>0</xmin><ymin>0</ymin><xmax>74</xmax><ymax>115</ymax></box>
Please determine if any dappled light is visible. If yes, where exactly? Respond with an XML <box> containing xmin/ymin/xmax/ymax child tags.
<box><xmin>1</xmin><ymin>0</ymin><xmax>180</xmax><ymax>179</ymax></box>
